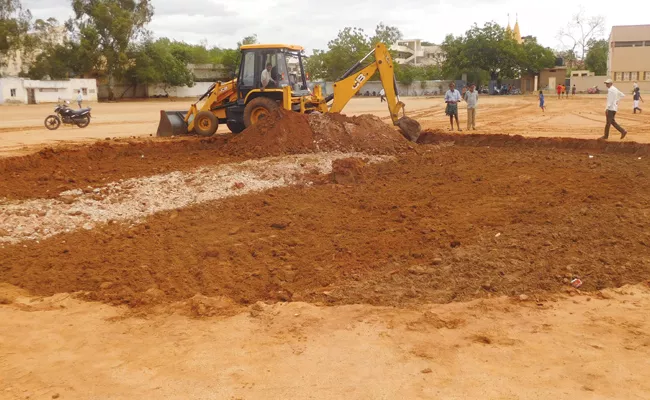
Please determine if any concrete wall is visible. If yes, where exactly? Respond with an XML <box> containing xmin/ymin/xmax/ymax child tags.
<box><xmin>0</xmin><ymin>78</ymin><xmax>97</xmax><ymax>104</ymax></box>
<box><xmin>0</xmin><ymin>77</ymin><xmax>27</xmax><ymax>103</ymax></box>
<box><xmin>321</xmin><ymin>80</ymin><xmax>454</xmax><ymax>97</ymax></box>
<box><xmin>609</xmin><ymin>46</ymin><xmax>650</xmax><ymax>74</ymax></box>
<box><xmin>147</xmin><ymin>82</ymin><xmax>214</xmax><ymax>98</ymax></box>
<box><xmin>570</xmin><ymin>76</ymin><xmax>609</xmax><ymax>93</ymax></box>
<box><xmin>98</xmin><ymin>84</ymin><xmax>148</xmax><ymax>100</ymax></box>
<box><xmin>539</xmin><ymin>69</ymin><xmax>568</xmax><ymax>90</ymax></box>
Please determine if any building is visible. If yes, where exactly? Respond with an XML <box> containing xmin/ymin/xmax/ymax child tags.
<box><xmin>608</xmin><ymin>25</ymin><xmax>650</xmax><ymax>92</ymax></box>
<box><xmin>571</xmin><ymin>70</ymin><xmax>595</xmax><ymax>77</ymax></box>
<box><xmin>391</xmin><ymin>39</ymin><xmax>443</xmax><ymax>66</ymax></box>
<box><xmin>0</xmin><ymin>78</ymin><xmax>98</xmax><ymax>104</ymax></box>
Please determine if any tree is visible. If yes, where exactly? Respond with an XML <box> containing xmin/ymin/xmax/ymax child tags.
<box><xmin>370</xmin><ymin>22</ymin><xmax>402</xmax><ymax>47</ymax></box>
<box><xmin>125</xmin><ymin>39</ymin><xmax>194</xmax><ymax>95</ymax></box>
<box><xmin>219</xmin><ymin>34</ymin><xmax>257</xmax><ymax>78</ymax></box>
<box><xmin>584</xmin><ymin>39</ymin><xmax>608</xmax><ymax>75</ymax></box>
<box><xmin>557</xmin><ymin>7</ymin><xmax>605</xmax><ymax>61</ymax></box>
<box><xmin>0</xmin><ymin>0</ymin><xmax>31</xmax><ymax>68</ymax></box>
<box><xmin>442</xmin><ymin>22</ymin><xmax>523</xmax><ymax>81</ymax></box>
<box><xmin>520</xmin><ymin>39</ymin><xmax>556</xmax><ymax>74</ymax></box>
<box><xmin>304</xmin><ymin>23</ymin><xmax>403</xmax><ymax>81</ymax></box>
<box><xmin>70</xmin><ymin>0</ymin><xmax>154</xmax><ymax>100</ymax></box>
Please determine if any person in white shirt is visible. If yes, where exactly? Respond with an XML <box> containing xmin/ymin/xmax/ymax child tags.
<box><xmin>261</xmin><ymin>63</ymin><xmax>276</xmax><ymax>89</ymax></box>
<box><xmin>444</xmin><ymin>82</ymin><xmax>462</xmax><ymax>131</ymax></box>
<box><xmin>76</xmin><ymin>90</ymin><xmax>83</xmax><ymax>108</ymax></box>
<box><xmin>463</xmin><ymin>83</ymin><xmax>479</xmax><ymax>130</ymax></box>
<box><xmin>601</xmin><ymin>78</ymin><xmax>627</xmax><ymax>140</ymax></box>
<box><xmin>379</xmin><ymin>88</ymin><xmax>386</xmax><ymax>102</ymax></box>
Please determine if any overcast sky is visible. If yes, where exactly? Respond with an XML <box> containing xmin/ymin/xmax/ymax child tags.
<box><xmin>22</xmin><ymin>0</ymin><xmax>649</xmax><ymax>53</ymax></box>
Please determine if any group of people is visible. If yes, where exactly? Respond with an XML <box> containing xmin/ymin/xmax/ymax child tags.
<box><xmin>556</xmin><ymin>84</ymin><xmax>576</xmax><ymax>99</ymax></box>
<box><xmin>444</xmin><ymin>82</ymin><xmax>478</xmax><ymax>131</ymax></box>
<box><xmin>440</xmin><ymin>79</ymin><xmax>643</xmax><ymax>140</ymax></box>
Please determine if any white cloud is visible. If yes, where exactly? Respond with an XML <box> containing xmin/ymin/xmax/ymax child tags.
<box><xmin>21</xmin><ymin>0</ymin><xmax>649</xmax><ymax>53</ymax></box>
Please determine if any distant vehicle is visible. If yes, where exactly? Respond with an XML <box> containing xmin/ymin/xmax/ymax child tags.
<box><xmin>587</xmin><ymin>86</ymin><xmax>601</xmax><ymax>94</ymax></box>
<box><xmin>44</xmin><ymin>101</ymin><xmax>92</xmax><ymax>130</ymax></box>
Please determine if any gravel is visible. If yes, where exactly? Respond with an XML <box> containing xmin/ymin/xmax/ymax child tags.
<box><xmin>0</xmin><ymin>152</ymin><xmax>391</xmax><ymax>245</ymax></box>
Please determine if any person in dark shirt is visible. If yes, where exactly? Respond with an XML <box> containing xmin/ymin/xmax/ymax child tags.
<box><xmin>633</xmin><ymin>87</ymin><xmax>643</xmax><ymax>114</ymax></box>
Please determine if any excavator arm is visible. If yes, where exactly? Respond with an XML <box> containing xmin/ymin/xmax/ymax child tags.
<box><xmin>327</xmin><ymin>43</ymin><xmax>421</xmax><ymax>141</ymax></box>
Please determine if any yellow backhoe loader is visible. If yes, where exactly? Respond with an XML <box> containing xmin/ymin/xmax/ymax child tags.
<box><xmin>157</xmin><ymin>42</ymin><xmax>421</xmax><ymax>141</ymax></box>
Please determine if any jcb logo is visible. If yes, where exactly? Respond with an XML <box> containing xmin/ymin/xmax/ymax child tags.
<box><xmin>352</xmin><ymin>73</ymin><xmax>366</xmax><ymax>90</ymax></box>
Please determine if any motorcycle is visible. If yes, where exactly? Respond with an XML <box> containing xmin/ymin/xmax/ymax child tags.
<box><xmin>587</xmin><ymin>86</ymin><xmax>601</xmax><ymax>94</ymax></box>
<box><xmin>44</xmin><ymin>101</ymin><xmax>92</xmax><ymax>130</ymax></box>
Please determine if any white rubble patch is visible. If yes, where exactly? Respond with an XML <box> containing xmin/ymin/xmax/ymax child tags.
<box><xmin>0</xmin><ymin>152</ymin><xmax>391</xmax><ymax>245</ymax></box>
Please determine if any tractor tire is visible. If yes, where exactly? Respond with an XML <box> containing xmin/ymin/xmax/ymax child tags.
<box><xmin>227</xmin><ymin>120</ymin><xmax>246</xmax><ymax>134</ymax></box>
<box><xmin>243</xmin><ymin>97</ymin><xmax>280</xmax><ymax>128</ymax></box>
<box><xmin>194</xmin><ymin>111</ymin><xmax>218</xmax><ymax>137</ymax></box>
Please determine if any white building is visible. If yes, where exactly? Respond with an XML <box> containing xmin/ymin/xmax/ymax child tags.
<box><xmin>0</xmin><ymin>78</ymin><xmax>98</xmax><ymax>104</ymax></box>
<box><xmin>391</xmin><ymin>39</ymin><xmax>444</xmax><ymax>66</ymax></box>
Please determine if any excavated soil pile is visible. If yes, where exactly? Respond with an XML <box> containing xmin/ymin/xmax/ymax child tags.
<box><xmin>330</xmin><ymin>157</ymin><xmax>367</xmax><ymax>184</ymax></box>
<box><xmin>0</xmin><ymin>137</ymin><xmax>231</xmax><ymax>200</ymax></box>
<box><xmin>224</xmin><ymin>109</ymin><xmax>410</xmax><ymax>157</ymax></box>
<box><xmin>2</xmin><ymin>145</ymin><xmax>650</xmax><ymax>308</ymax></box>
<box><xmin>418</xmin><ymin>130</ymin><xmax>650</xmax><ymax>155</ymax></box>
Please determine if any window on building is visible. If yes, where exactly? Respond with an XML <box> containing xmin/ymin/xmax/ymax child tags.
<box><xmin>614</xmin><ymin>41</ymin><xmax>645</xmax><ymax>47</ymax></box>
<box><xmin>623</xmin><ymin>72</ymin><xmax>630</xmax><ymax>81</ymax></box>
<box><xmin>615</xmin><ymin>72</ymin><xmax>622</xmax><ymax>81</ymax></box>
<box><xmin>89</xmin><ymin>89</ymin><xmax>96</xmax><ymax>94</ymax></box>
<box><xmin>82</xmin><ymin>88</ymin><xmax>88</xmax><ymax>95</ymax></box>
<box><xmin>631</xmin><ymin>72</ymin><xmax>638</xmax><ymax>81</ymax></box>
<box><xmin>38</xmin><ymin>88</ymin><xmax>58</xmax><ymax>93</ymax></box>
<box><xmin>645</xmin><ymin>72</ymin><xmax>650</xmax><ymax>81</ymax></box>
<box><xmin>10</xmin><ymin>89</ymin><xmax>16</xmax><ymax>97</ymax></box>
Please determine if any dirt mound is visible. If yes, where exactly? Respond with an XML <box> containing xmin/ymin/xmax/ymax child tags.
<box><xmin>330</xmin><ymin>157</ymin><xmax>366</xmax><ymax>184</ymax></box>
<box><xmin>2</xmin><ymin>146</ymin><xmax>650</xmax><ymax>309</ymax></box>
<box><xmin>417</xmin><ymin>131</ymin><xmax>650</xmax><ymax>155</ymax></box>
<box><xmin>0</xmin><ymin>137</ymin><xmax>232</xmax><ymax>200</ymax></box>
<box><xmin>224</xmin><ymin>109</ymin><xmax>410</xmax><ymax>157</ymax></box>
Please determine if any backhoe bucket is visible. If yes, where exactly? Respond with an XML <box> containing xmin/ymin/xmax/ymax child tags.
<box><xmin>396</xmin><ymin>116</ymin><xmax>422</xmax><ymax>142</ymax></box>
<box><xmin>157</xmin><ymin>110</ymin><xmax>189</xmax><ymax>137</ymax></box>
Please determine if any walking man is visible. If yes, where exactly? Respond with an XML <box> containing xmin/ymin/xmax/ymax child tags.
<box><xmin>633</xmin><ymin>87</ymin><xmax>643</xmax><ymax>113</ymax></box>
<box><xmin>464</xmin><ymin>83</ymin><xmax>478</xmax><ymax>130</ymax></box>
<box><xmin>379</xmin><ymin>88</ymin><xmax>386</xmax><ymax>102</ymax></box>
<box><xmin>572</xmin><ymin>84</ymin><xmax>576</xmax><ymax>97</ymax></box>
<box><xmin>445</xmin><ymin>82</ymin><xmax>462</xmax><ymax>131</ymax></box>
<box><xmin>601</xmin><ymin>78</ymin><xmax>627</xmax><ymax>140</ymax></box>
<box><xmin>76</xmin><ymin>90</ymin><xmax>83</xmax><ymax>108</ymax></box>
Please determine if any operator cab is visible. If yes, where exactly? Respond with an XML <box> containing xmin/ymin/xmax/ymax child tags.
<box><xmin>237</xmin><ymin>44</ymin><xmax>311</xmax><ymax>99</ymax></box>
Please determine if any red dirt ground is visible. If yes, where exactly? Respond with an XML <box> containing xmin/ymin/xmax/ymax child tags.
<box><xmin>1</xmin><ymin>140</ymin><xmax>649</xmax><ymax>308</ymax></box>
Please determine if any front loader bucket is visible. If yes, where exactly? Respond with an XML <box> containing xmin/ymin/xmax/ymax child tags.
<box><xmin>156</xmin><ymin>110</ymin><xmax>189</xmax><ymax>137</ymax></box>
<box><xmin>396</xmin><ymin>116</ymin><xmax>422</xmax><ymax>142</ymax></box>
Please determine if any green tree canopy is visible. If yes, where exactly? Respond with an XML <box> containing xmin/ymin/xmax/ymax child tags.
<box><xmin>305</xmin><ymin>23</ymin><xmax>403</xmax><ymax>81</ymax></box>
<box><xmin>584</xmin><ymin>39</ymin><xmax>608</xmax><ymax>75</ymax></box>
<box><xmin>0</xmin><ymin>0</ymin><xmax>31</xmax><ymax>68</ymax></box>
<box><xmin>441</xmin><ymin>22</ymin><xmax>556</xmax><ymax>82</ymax></box>
<box><xmin>125</xmin><ymin>38</ymin><xmax>193</xmax><ymax>93</ymax></box>
<box><xmin>70</xmin><ymin>0</ymin><xmax>154</xmax><ymax>99</ymax></box>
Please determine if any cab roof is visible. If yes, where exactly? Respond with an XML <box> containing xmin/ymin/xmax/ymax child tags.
<box><xmin>240</xmin><ymin>44</ymin><xmax>304</xmax><ymax>52</ymax></box>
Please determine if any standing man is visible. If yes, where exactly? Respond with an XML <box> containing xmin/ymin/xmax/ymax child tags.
<box><xmin>379</xmin><ymin>88</ymin><xmax>386</xmax><ymax>102</ymax></box>
<box><xmin>464</xmin><ymin>83</ymin><xmax>478</xmax><ymax>130</ymax></box>
<box><xmin>633</xmin><ymin>87</ymin><xmax>643</xmax><ymax>113</ymax></box>
<box><xmin>445</xmin><ymin>82</ymin><xmax>462</xmax><ymax>131</ymax></box>
<box><xmin>76</xmin><ymin>90</ymin><xmax>83</xmax><ymax>108</ymax></box>
<box><xmin>601</xmin><ymin>78</ymin><xmax>627</xmax><ymax>140</ymax></box>
<box><xmin>572</xmin><ymin>84</ymin><xmax>577</xmax><ymax>97</ymax></box>
<box><xmin>557</xmin><ymin>83</ymin><xmax>562</xmax><ymax>99</ymax></box>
